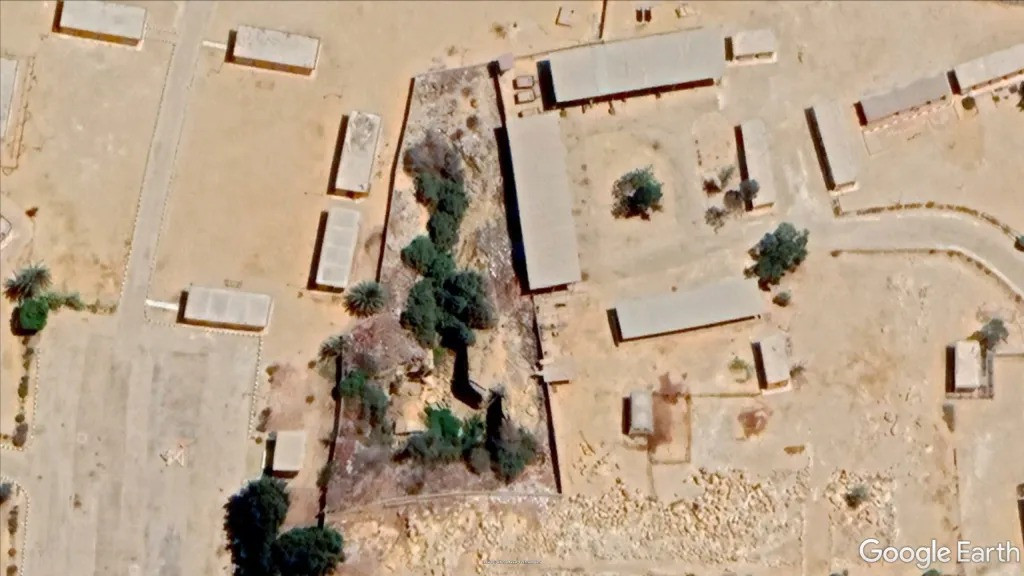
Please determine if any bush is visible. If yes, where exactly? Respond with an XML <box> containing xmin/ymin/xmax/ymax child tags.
<box><xmin>344</xmin><ymin>281</ymin><xmax>387</xmax><ymax>317</ymax></box>
<box><xmin>424</xmin><ymin>250</ymin><xmax>456</xmax><ymax>282</ymax></box>
<box><xmin>401</xmin><ymin>236</ymin><xmax>440</xmax><ymax>275</ymax></box>
<box><xmin>436</xmin><ymin>312</ymin><xmax>476</xmax><ymax>349</ymax></box>
<box><xmin>772</xmin><ymin>290</ymin><xmax>792</xmax><ymax>307</ymax></box>
<box><xmin>704</xmin><ymin>206</ymin><xmax>727</xmax><ymax>231</ymax></box>
<box><xmin>360</xmin><ymin>384</ymin><xmax>390</xmax><ymax>430</ymax></box>
<box><xmin>17</xmin><ymin>376</ymin><xmax>28</xmax><ymax>399</ymax></box>
<box><xmin>401</xmin><ymin>280</ymin><xmax>439</xmax><ymax>346</ymax></box>
<box><xmin>739</xmin><ymin>179</ymin><xmax>760</xmax><ymax>205</ymax></box>
<box><xmin>11</xmin><ymin>423</ymin><xmax>28</xmax><ymax>447</ymax></box>
<box><xmin>974</xmin><ymin>318</ymin><xmax>1009</xmax><ymax>351</ymax></box>
<box><xmin>272</xmin><ymin>526</ymin><xmax>344</xmax><ymax>576</ymax></box>
<box><xmin>751</xmin><ymin>223</ymin><xmax>810</xmax><ymax>285</ymax></box>
<box><xmin>336</xmin><ymin>369</ymin><xmax>368</xmax><ymax>400</ymax></box>
<box><xmin>41</xmin><ymin>291</ymin><xmax>84</xmax><ymax>311</ymax></box>
<box><xmin>612</xmin><ymin>166</ymin><xmax>663</xmax><ymax>219</ymax></box>
<box><xmin>403</xmin><ymin>405</ymin><xmax>464</xmax><ymax>466</ymax></box>
<box><xmin>427</xmin><ymin>211</ymin><xmax>460</xmax><ymax>251</ymax></box>
<box><xmin>17</xmin><ymin>298</ymin><xmax>49</xmax><ymax>333</ymax></box>
<box><xmin>468</xmin><ymin>445</ymin><xmax>491</xmax><ymax>474</ymax></box>
<box><xmin>224</xmin><ymin>477</ymin><xmax>290</xmax><ymax>576</ymax></box>
<box><xmin>491</xmin><ymin>422</ymin><xmax>538</xmax><ymax>482</ymax></box>
<box><xmin>844</xmin><ymin>484</ymin><xmax>870</xmax><ymax>509</ymax></box>
<box><xmin>404</xmin><ymin>130</ymin><xmax>463</xmax><ymax>181</ymax></box>
<box><xmin>3</xmin><ymin>263</ymin><xmax>51</xmax><ymax>303</ymax></box>
<box><xmin>438</xmin><ymin>271</ymin><xmax>495</xmax><ymax>330</ymax></box>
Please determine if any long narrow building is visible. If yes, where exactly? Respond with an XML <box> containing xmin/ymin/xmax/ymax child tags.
<box><xmin>504</xmin><ymin>113</ymin><xmax>581</xmax><ymax>291</ymax></box>
<box><xmin>614</xmin><ymin>279</ymin><xmax>763</xmax><ymax>341</ymax></box>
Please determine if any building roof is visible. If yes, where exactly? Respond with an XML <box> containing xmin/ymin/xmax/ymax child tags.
<box><xmin>738</xmin><ymin>119</ymin><xmax>777</xmax><ymax>209</ymax></box>
<box><xmin>953</xmin><ymin>340</ymin><xmax>982</xmax><ymax>391</ymax></box>
<box><xmin>58</xmin><ymin>0</ymin><xmax>147</xmax><ymax>44</ymax></box>
<box><xmin>234</xmin><ymin>25</ymin><xmax>320</xmax><ymax>72</ymax></box>
<box><xmin>731</xmin><ymin>29</ymin><xmax>777</xmax><ymax>58</ymax></box>
<box><xmin>272</xmin><ymin>431</ymin><xmax>307</xmax><ymax>473</ymax></box>
<box><xmin>810</xmin><ymin>101</ymin><xmax>859</xmax><ymax>190</ymax></box>
<box><xmin>505</xmin><ymin>113</ymin><xmax>582</xmax><ymax>290</ymax></box>
<box><xmin>953</xmin><ymin>43</ymin><xmax>1024</xmax><ymax>92</ymax></box>
<box><xmin>1</xmin><ymin>58</ymin><xmax>17</xmax><ymax>141</ymax></box>
<box><xmin>540</xmin><ymin>357</ymin><xmax>576</xmax><ymax>383</ymax></box>
<box><xmin>615</xmin><ymin>279</ymin><xmax>764</xmax><ymax>341</ymax></box>
<box><xmin>183</xmin><ymin>286</ymin><xmax>273</xmax><ymax>330</ymax></box>
<box><xmin>546</xmin><ymin>27</ymin><xmax>725</xmax><ymax>104</ymax></box>
<box><xmin>758</xmin><ymin>331</ymin><xmax>790</xmax><ymax>386</ymax></box>
<box><xmin>858</xmin><ymin>73</ymin><xmax>951</xmax><ymax>124</ymax></box>
<box><xmin>315</xmin><ymin>205</ymin><xmax>361</xmax><ymax>290</ymax></box>
<box><xmin>335</xmin><ymin>111</ymin><xmax>382</xmax><ymax>194</ymax></box>
<box><xmin>628</xmin><ymin>390</ymin><xmax>654</xmax><ymax>436</ymax></box>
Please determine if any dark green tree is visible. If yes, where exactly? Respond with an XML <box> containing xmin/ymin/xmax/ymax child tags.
<box><xmin>439</xmin><ymin>271</ymin><xmax>495</xmax><ymax>330</ymax></box>
<box><xmin>17</xmin><ymin>298</ymin><xmax>49</xmax><ymax>333</ymax></box>
<box><xmin>224</xmin><ymin>477</ymin><xmax>290</xmax><ymax>576</ymax></box>
<box><xmin>751</xmin><ymin>222</ymin><xmax>810</xmax><ymax>286</ymax></box>
<box><xmin>344</xmin><ymin>281</ymin><xmax>387</xmax><ymax>317</ymax></box>
<box><xmin>400</xmin><ymin>280</ymin><xmax>439</xmax><ymax>346</ymax></box>
<box><xmin>272</xmin><ymin>526</ymin><xmax>344</xmax><ymax>576</ymax></box>
<box><xmin>427</xmin><ymin>211</ymin><xmax>460</xmax><ymax>251</ymax></box>
<box><xmin>401</xmin><ymin>235</ymin><xmax>440</xmax><ymax>275</ymax></box>
<box><xmin>613</xmin><ymin>166</ymin><xmax>663</xmax><ymax>219</ymax></box>
<box><xmin>402</xmin><ymin>404</ymin><xmax>464</xmax><ymax>466</ymax></box>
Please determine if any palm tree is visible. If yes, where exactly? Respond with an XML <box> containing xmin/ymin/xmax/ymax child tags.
<box><xmin>344</xmin><ymin>281</ymin><xmax>387</xmax><ymax>317</ymax></box>
<box><xmin>4</xmin><ymin>263</ymin><xmax>52</xmax><ymax>302</ymax></box>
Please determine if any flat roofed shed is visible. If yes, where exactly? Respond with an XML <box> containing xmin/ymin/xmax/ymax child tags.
<box><xmin>546</xmin><ymin>27</ymin><xmax>725</xmax><ymax>104</ymax></box>
<box><xmin>809</xmin><ymin>101</ymin><xmax>859</xmax><ymax>192</ymax></box>
<box><xmin>615</xmin><ymin>279</ymin><xmax>764</xmax><ymax>341</ymax></box>
<box><xmin>272</xmin><ymin>430</ymin><xmax>307</xmax><ymax>473</ymax></box>
<box><xmin>738</xmin><ymin>119</ymin><xmax>777</xmax><ymax>209</ymax></box>
<box><xmin>334</xmin><ymin>111</ymin><xmax>382</xmax><ymax>195</ymax></box>
<box><xmin>315</xmin><ymin>206</ymin><xmax>361</xmax><ymax>290</ymax></box>
<box><xmin>757</xmin><ymin>331</ymin><xmax>790</xmax><ymax>387</ymax></box>
<box><xmin>628</xmin><ymin>390</ymin><xmax>654</xmax><ymax>437</ymax></box>
<box><xmin>56</xmin><ymin>0</ymin><xmax>147</xmax><ymax>45</ymax></box>
<box><xmin>0</xmin><ymin>58</ymin><xmax>17</xmax><ymax>140</ymax></box>
<box><xmin>858</xmin><ymin>73</ymin><xmax>951</xmax><ymax>125</ymax></box>
<box><xmin>182</xmin><ymin>286</ymin><xmax>273</xmax><ymax>331</ymax></box>
<box><xmin>953</xmin><ymin>340</ymin><xmax>982</xmax><ymax>391</ymax></box>
<box><xmin>232</xmin><ymin>25</ymin><xmax>320</xmax><ymax>74</ymax></box>
<box><xmin>953</xmin><ymin>43</ymin><xmax>1024</xmax><ymax>93</ymax></box>
<box><xmin>731</xmin><ymin>29</ymin><xmax>777</xmax><ymax>59</ymax></box>
<box><xmin>505</xmin><ymin>113</ymin><xmax>582</xmax><ymax>290</ymax></box>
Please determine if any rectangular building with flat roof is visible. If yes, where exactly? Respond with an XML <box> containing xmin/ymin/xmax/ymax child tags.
<box><xmin>334</xmin><ymin>111</ymin><xmax>381</xmax><ymax>195</ymax></box>
<box><xmin>614</xmin><ymin>279</ymin><xmax>764</xmax><ymax>341</ymax></box>
<box><xmin>738</xmin><ymin>119</ymin><xmax>777</xmax><ymax>210</ymax></box>
<box><xmin>0</xmin><ymin>59</ymin><xmax>17</xmax><ymax>140</ymax></box>
<box><xmin>56</xmin><ymin>0</ymin><xmax>146</xmax><ymax>46</ymax></box>
<box><xmin>183</xmin><ymin>286</ymin><xmax>273</xmax><ymax>331</ymax></box>
<box><xmin>809</xmin><ymin>101</ymin><xmax>859</xmax><ymax>192</ymax></box>
<box><xmin>271</xmin><ymin>430</ymin><xmax>307</xmax><ymax>474</ymax></box>
<box><xmin>757</xmin><ymin>331</ymin><xmax>791</xmax><ymax>389</ymax></box>
<box><xmin>546</xmin><ymin>27</ymin><xmax>725</xmax><ymax>104</ymax></box>
<box><xmin>231</xmin><ymin>25</ymin><xmax>320</xmax><ymax>75</ymax></box>
<box><xmin>315</xmin><ymin>206</ymin><xmax>360</xmax><ymax>290</ymax></box>
<box><xmin>628</xmin><ymin>390</ymin><xmax>654</xmax><ymax>437</ymax></box>
<box><xmin>731</xmin><ymin>29</ymin><xmax>778</xmax><ymax>62</ymax></box>
<box><xmin>505</xmin><ymin>113</ymin><xmax>581</xmax><ymax>290</ymax></box>
<box><xmin>953</xmin><ymin>43</ymin><xmax>1024</xmax><ymax>94</ymax></box>
<box><xmin>858</xmin><ymin>73</ymin><xmax>951</xmax><ymax>125</ymax></box>
<box><xmin>953</xmin><ymin>340</ymin><xmax>982</xmax><ymax>391</ymax></box>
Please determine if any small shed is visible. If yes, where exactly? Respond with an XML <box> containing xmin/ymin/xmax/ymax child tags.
<box><xmin>953</xmin><ymin>340</ymin><xmax>982</xmax><ymax>391</ymax></box>
<box><xmin>231</xmin><ymin>26</ymin><xmax>320</xmax><ymax>75</ymax></box>
<box><xmin>731</xmin><ymin>29</ymin><xmax>778</xmax><ymax>62</ymax></box>
<box><xmin>628</xmin><ymin>390</ymin><xmax>654</xmax><ymax>437</ymax></box>
<box><xmin>334</xmin><ymin>111</ymin><xmax>382</xmax><ymax>195</ymax></box>
<box><xmin>56</xmin><ymin>0</ymin><xmax>147</xmax><ymax>46</ymax></box>
<box><xmin>539</xmin><ymin>357</ymin><xmax>576</xmax><ymax>384</ymax></box>
<box><xmin>271</xmin><ymin>430</ymin><xmax>307</xmax><ymax>474</ymax></box>
<box><xmin>756</xmin><ymin>331</ymin><xmax>791</xmax><ymax>390</ymax></box>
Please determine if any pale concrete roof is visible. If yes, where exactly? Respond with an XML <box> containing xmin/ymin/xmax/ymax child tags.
<box><xmin>335</xmin><ymin>111</ymin><xmax>381</xmax><ymax>194</ymax></box>
<box><xmin>540</xmin><ymin>357</ymin><xmax>576</xmax><ymax>383</ymax></box>
<box><xmin>732</xmin><ymin>29</ymin><xmax>777</xmax><ymax>58</ymax></box>
<box><xmin>234</xmin><ymin>25</ymin><xmax>320</xmax><ymax>72</ymax></box>
<box><xmin>628</xmin><ymin>390</ymin><xmax>653</xmax><ymax>436</ymax></box>
<box><xmin>272</xmin><ymin>430</ymin><xmax>307</xmax><ymax>473</ymax></box>
<box><xmin>183</xmin><ymin>287</ymin><xmax>273</xmax><ymax>330</ymax></box>
<box><xmin>0</xmin><ymin>58</ymin><xmax>16</xmax><ymax>140</ymax></box>
<box><xmin>58</xmin><ymin>1</ymin><xmax>146</xmax><ymax>44</ymax></box>
<box><xmin>858</xmin><ymin>73</ymin><xmax>951</xmax><ymax>124</ymax></box>
<box><xmin>615</xmin><ymin>279</ymin><xmax>764</xmax><ymax>341</ymax></box>
<box><xmin>810</xmin><ymin>101</ymin><xmax>859</xmax><ymax>190</ymax></box>
<box><xmin>953</xmin><ymin>340</ymin><xmax>982</xmax><ymax>391</ymax></box>
<box><xmin>316</xmin><ymin>205</ymin><xmax>361</xmax><ymax>290</ymax></box>
<box><xmin>505</xmin><ymin>113</ymin><xmax>582</xmax><ymax>290</ymax></box>
<box><xmin>758</xmin><ymin>331</ymin><xmax>790</xmax><ymax>386</ymax></box>
<box><xmin>953</xmin><ymin>43</ymin><xmax>1024</xmax><ymax>92</ymax></box>
<box><xmin>546</xmin><ymin>27</ymin><xmax>725</xmax><ymax>104</ymax></box>
<box><xmin>738</xmin><ymin>119</ymin><xmax>776</xmax><ymax>209</ymax></box>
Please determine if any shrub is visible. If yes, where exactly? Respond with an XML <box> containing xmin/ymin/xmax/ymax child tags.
<box><xmin>40</xmin><ymin>291</ymin><xmax>84</xmax><ymax>311</ymax></box>
<box><xmin>974</xmin><ymin>318</ymin><xmax>1009</xmax><ymax>351</ymax></box>
<box><xmin>468</xmin><ymin>445</ymin><xmax>491</xmax><ymax>474</ymax></box>
<box><xmin>344</xmin><ymin>281</ymin><xmax>387</xmax><ymax>317</ymax></box>
<box><xmin>772</xmin><ymin>290</ymin><xmax>792</xmax><ymax>307</ymax></box>
<box><xmin>359</xmin><ymin>384</ymin><xmax>390</xmax><ymax>430</ymax></box>
<box><xmin>427</xmin><ymin>211</ymin><xmax>460</xmax><ymax>251</ymax></box>
<box><xmin>438</xmin><ymin>271</ymin><xmax>495</xmax><ymax>330</ymax></box>
<box><xmin>17</xmin><ymin>298</ymin><xmax>49</xmax><ymax>333</ymax></box>
<box><xmin>403</xmin><ymin>404</ymin><xmax>464</xmax><ymax>466</ymax></box>
<box><xmin>17</xmin><ymin>377</ymin><xmax>28</xmax><ymax>399</ymax></box>
<box><xmin>401</xmin><ymin>236</ymin><xmax>440</xmax><ymax>275</ymax></box>
<box><xmin>962</xmin><ymin>96</ymin><xmax>976</xmax><ymax>110</ymax></box>
<box><xmin>844</xmin><ymin>484</ymin><xmax>870</xmax><ymax>509</ymax></box>
<box><xmin>3</xmin><ymin>263</ymin><xmax>51</xmax><ymax>303</ymax></box>
<box><xmin>612</xmin><ymin>166</ymin><xmax>663</xmax><ymax>219</ymax></box>
<box><xmin>491</xmin><ymin>422</ymin><xmax>538</xmax><ymax>482</ymax></box>
<box><xmin>6</xmin><ymin>507</ymin><xmax>16</xmax><ymax>535</ymax></box>
<box><xmin>12</xmin><ymin>423</ymin><xmax>28</xmax><ymax>447</ymax></box>
<box><xmin>704</xmin><ymin>206</ymin><xmax>727</xmax><ymax>231</ymax></box>
<box><xmin>14</xmin><ymin>413</ymin><xmax>24</xmax><ymax>424</ymax></box>
<box><xmin>336</xmin><ymin>369</ymin><xmax>368</xmax><ymax>400</ymax></box>
<box><xmin>224</xmin><ymin>477</ymin><xmax>289</xmax><ymax>576</ymax></box>
<box><xmin>0</xmin><ymin>483</ymin><xmax>12</xmax><ymax>505</ymax></box>
<box><xmin>751</xmin><ymin>222</ymin><xmax>810</xmax><ymax>286</ymax></box>
<box><xmin>272</xmin><ymin>526</ymin><xmax>345</xmax><ymax>576</ymax></box>
<box><xmin>401</xmin><ymin>280</ymin><xmax>439</xmax><ymax>346</ymax></box>
<box><xmin>403</xmin><ymin>130</ymin><xmax>463</xmax><ymax>181</ymax></box>
<box><xmin>723</xmin><ymin>189</ymin><xmax>745</xmax><ymax>212</ymax></box>
<box><xmin>739</xmin><ymin>179</ymin><xmax>760</xmax><ymax>205</ymax></box>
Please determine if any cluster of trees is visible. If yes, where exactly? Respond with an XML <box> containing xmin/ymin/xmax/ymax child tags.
<box><xmin>224</xmin><ymin>477</ymin><xmax>343</xmax><ymax>576</ymax></box>
<box><xmin>334</xmin><ymin>368</ymin><xmax>391</xmax><ymax>443</ymax></box>
<box><xmin>3</xmin><ymin>263</ymin><xmax>83</xmax><ymax>333</ymax></box>
<box><xmin>703</xmin><ymin>166</ymin><xmax>760</xmax><ymax>231</ymax></box>
<box><xmin>748</xmin><ymin>223</ymin><xmax>810</xmax><ymax>286</ymax></box>
<box><xmin>401</xmin><ymin>398</ymin><xmax>538</xmax><ymax>483</ymax></box>
<box><xmin>612</xmin><ymin>166</ymin><xmax>663</xmax><ymax>219</ymax></box>
<box><xmin>400</xmin><ymin>172</ymin><xmax>495</xmax><ymax>349</ymax></box>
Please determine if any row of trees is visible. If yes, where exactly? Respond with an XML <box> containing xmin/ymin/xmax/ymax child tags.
<box><xmin>3</xmin><ymin>263</ymin><xmax>83</xmax><ymax>333</ymax></box>
<box><xmin>224</xmin><ymin>477</ymin><xmax>343</xmax><ymax>576</ymax></box>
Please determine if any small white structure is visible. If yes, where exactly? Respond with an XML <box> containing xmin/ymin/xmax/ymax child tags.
<box><xmin>314</xmin><ymin>205</ymin><xmax>360</xmax><ymax>290</ymax></box>
<box><xmin>628</xmin><ymin>390</ymin><xmax>654</xmax><ymax>437</ymax></box>
<box><xmin>730</xmin><ymin>29</ymin><xmax>777</xmax><ymax>63</ymax></box>
<box><xmin>231</xmin><ymin>26</ymin><xmax>320</xmax><ymax>75</ymax></box>
<box><xmin>0</xmin><ymin>59</ymin><xmax>17</xmax><ymax>140</ymax></box>
<box><xmin>756</xmin><ymin>331</ymin><xmax>791</xmax><ymax>391</ymax></box>
<box><xmin>271</xmin><ymin>430</ymin><xmax>307</xmax><ymax>474</ymax></box>
<box><xmin>737</xmin><ymin>119</ymin><xmax>777</xmax><ymax>210</ymax></box>
<box><xmin>55</xmin><ymin>0</ymin><xmax>146</xmax><ymax>46</ymax></box>
<box><xmin>539</xmin><ymin>357</ymin><xmax>575</xmax><ymax>384</ymax></box>
<box><xmin>953</xmin><ymin>43</ymin><xmax>1024</xmax><ymax>95</ymax></box>
<box><xmin>857</xmin><ymin>73</ymin><xmax>951</xmax><ymax>126</ymax></box>
<box><xmin>953</xmin><ymin>340</ymin><xmax>982</xmax><ymax>391</ymax></box>
<box><xmin>182</xmin><ymin>286</ymin><xmax>273</xmax><ymax>331</ymax></box>
<box><xmin>334</xmin><ymin>112</ymin><xmax>382</xmax><ymax>195</ymax></box>
<box><xmin>809</xmin><ymin>101</ymin><xmax>859</xmax><ymax>193</ymax></box>
<box><xmin>614</xmin><ymin>279</ymin><xmax>764</xmax><ymax>341</ymax></box>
